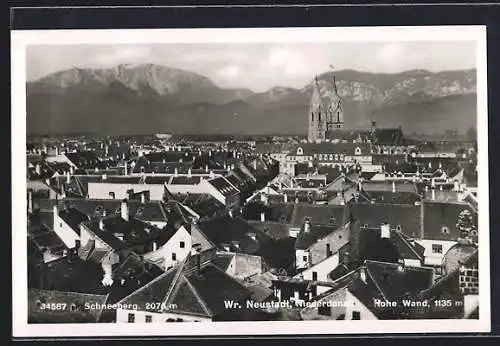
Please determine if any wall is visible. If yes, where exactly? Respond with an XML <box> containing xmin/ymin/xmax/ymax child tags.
<box><xmin>116</xmin><ymin>308</ymin><xmax>211</xmax><ymax>323</ymax></box>
<box><xmin>233</xmin><ymin>253</ymin><xmax>262</xmax><ymax>279</ymax></box>
<box><xmin>88</xmin><ymin>183</ymin><xmax>164</xmax><ymax>200</ymax></box>
<box><xmin>144</xmin><ymin>226</ymin><xmax>192</xmax><ymax>270</ymax></box>
<box><xmin>300</xmin><ymin>286</ymin><xmax>348</xmax><ymax>320</ymax></box>
<box><xmin>165</xmin><ymin>183</ymin><xmax>203</xmax><ymax>195</ymax></box>
<box><xmin>198</xmin><ymin>180</ymin><xmax>226</xmax><ymax>205</ymax></box>
<box><xmin>295</xmin><ymin>249</ymin><xmax>309</xmax><ymax>270</ymax></box>
<box><xmin>345</xmin><ymin>289</ymin><xmax>378</xmax><ymax>320</ymax></box>
<box><xmin>309</xmin><ymin>224</ymin><xmax>350</xmax><ymax>266</ymax></box>
<box><xmin>416</xmin><ymin>239</ymin><xmax>457</xmax><ymax>266</ymax></box>
<box><xmin>53</xmin><ymin>213</ymin><xmax>80</xmax><ymax>249</ymax></box>
<box><xmin>79</xmin><ymin>225</ymin><xmax>112</xmax><ymax>250</ymax></box>
<box><xmin>295</xmin><ymin>253</ymin><xmax>340</xmax><ymax>283</ymax></box>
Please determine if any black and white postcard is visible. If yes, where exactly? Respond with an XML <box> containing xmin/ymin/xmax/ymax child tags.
<box><xmin>11</xmin><ymin>26</ymin><xmax>490</xmax><ymax>337</ymax></box>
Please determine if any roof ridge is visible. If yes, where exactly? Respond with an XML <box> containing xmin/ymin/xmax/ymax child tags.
<box><xmin>393</xmin><ymin>230</ymin><xmax>423</xmax><ymax>260</ymax></box>
<box><xmin>163</xmin><ymin>256</ymin><xmax>189</xmax><ymax>304</ymax></box>
<box><xmin>116</xmin><ymin>265</ymin><xmax>178</xmax><ymax>305</ymax></box>
<box><xmin>364</xmin><ymin>263</ymin><xmax>389</xmax><ymax>301</ymax></box>
<box><xmin>183</xmin><ymin>276</ymin><xmax>212</xmax><ymax>316</ymax></box>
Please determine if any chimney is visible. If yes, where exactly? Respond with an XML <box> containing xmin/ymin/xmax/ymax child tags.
<box><xmin>205</xmin><ymin>165</ymin><xmax>209</xmax><ymax>173</ymax></box>
<box><xmin>121</xmin><ymin>199</ymin><xmax>129</xmax><ymax>221</ymax></box>
<box><xmin>439</xmin><ymin>184</ymin><xmax>443</xmax><ymax>191</ymax></box>
<box><xmin>102</xmin><ymin>173</ymin><xmax>107</xmax><ymax>181</ymax></box>
<box><xmin>210</xmin><ymin>171</ymin><xmax>215</xmax><ymax>179</ymax></box>
<box><xmin>228</xmin><ymin>209</ymin><xmax>234</xmax><ymax>218</ymax></box>
<box><xmin>102</xmin><ymin>208</ymin><xmax>107</xmax><ymax>217</ymax></box>
<box><xmin>304</xmin><ymin>219</ymin><xmax>311</xmax><ymax>233</ymax></box>
<box><xmin>66</xmin><ymin>171</ymin><xmax>71</xmax><ymax>184</ymax></box>
<box><xmin>124</xmin><ymin>162</ymin><xmax>128</xmax><ymax>176</ymax></box>
<box><xmin>380</xmin><ymin>223</ymin><xmax>390</xmax><ymax>238</ymax></box>
<box><xmin>284</xmin><ymin>194</ymin><xmax>288</xmax><ymax>203</ymax></box>
<box><xmin>28</xmin><ymin>189</ymin><xmax>33</xmax><ymax>213</ymax></box>
<box><xmin>260</xmin><ymin>212</ymin><xmax>266</xmax><ymax>222</ymax></box>
<box><xmin>70</xmin><ymin>165</ymin><xmax>75</xmax><ymax>175</ymax></box>
<box><xmin>431</xmin><ymin>188</ymin><xmax>436</xmax><ymax>201</ymax></box>
<box><xmin>55</xmin><ymin>146</ymin><xmax>59</xmax><ymax>156</ymax></box>
<box><xmin>392</xmin><ymin>181</ymin><xmax>396</xmax><ymax>193</ymax></box>
<box><xmin>197</xmin><ymin>252</ymin><xmax>201</xmax><ymax>275</ymax></box>
<box><xmin>141</xmin><ymin>191</ymin><xmax>149</xmax><ymax>204</ymax></box>
<box><xmin>99</xmin><ymin>219</ymin><xmax>105</xmax><ymax>231</ymax></box>
<box><xmin>35</xmin><ymin>163</ymin><xmax>41</xmax><ymax>176</ymax></box>
<box><xmin>188</xmin><ymin>168</ymin><xmax>192</xmax><ymax>177</ymax></box>
<box><xmin>209</xmin><ymin>150</ymin><xmax>212</xmax><ymax>157</ymax></box>
<box><xmin>174</xmin><ymin>168</ymin><xmax>178</xmax><ymax>177</ymax></box>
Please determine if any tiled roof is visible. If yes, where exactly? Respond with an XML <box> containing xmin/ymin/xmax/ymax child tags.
<box><xmin>28</xmin><ymin>289</ymin><xmax>108</xmax><ymax>323</ymax></box>
<box><xmin>295</xmin><ymin>225</ymin><xmax>342</xmax><ymax>250</ymax></box>
<box><xmin>290</xmin><ymin>204</ymin><xmax>348</xmax><ymax>229</ymax></box>
<box><xmin>207</xmin><ymin>176</ymin><xmax>239</xmax><ymax>197</ymax></box>
<box><xmin>350</xmin><ymin>203</ymin><xmax>422</xmax><ymax>239</ymax></box>
<box><xmin>242</xmin><ymin>201</ymin><xmax>295</xmax><ymax>223</ymax></box>
<box><xmin>211</xmin><ymin>252</ymin><xmax>235</xmax><ymax>272</ymax></box>
<box><xmin>119</xmin><ymin>259</ymin><xmax>251</xmax><ymax>318</ymax></box>
<box><xmin>196</xmin><ymin>216</ymin><xmax>261</xmax><ymax>254</ymax></box>
<box><xmin>442</xmin><ymin>241</ymin><xmax>478</xmax><ymax>274</ymax></box>
<box><xmin>423</xmin><ymin>201</ymin><xmax>478</xmax><ymax>241</ymax></box>
<box><xmin>33</xmin><ymin>255</ymin><xmax>111</xmax><ymax>295</ymax></box>
<box><xmin>365</xmin><ymin>260</ymin><xmax>434</xmax><ymax>301</ymax></box>
<box><xmin>60</xmin><ymin>198</ymin><xmax>169</xmax><ymax>223</ymax></box>
<box><xmin>82</xmin><ymin>215</ymin><xmax>165</xmax><ymax>251</ymax></box>
<box><xmin>58</xmin><ymin>207</ymin><xmax>90</xmax><ymax>235</ymax></box>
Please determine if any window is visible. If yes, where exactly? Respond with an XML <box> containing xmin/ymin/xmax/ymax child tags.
<box><xmin>312</xmin><ymin>271</ymin><xmax>318</xmax><ymax>281</ymax></box>
<box><xmin>396</xmin><ymin>225</ymin><xmax>402</xmax><ymax>231</ymax></box>
<box><xmin>180</xmin><ymin>241</ymin><xmax>185</xmax><ymax>248</ymax></box>
<box><xmin>109</xmin><ymin>192</ymin><xmax>115</xmax><ymax>199</ymax></box>
<box><xmin>355</xmin><ymin>147</ymin><xmax>361</xmax><ymax>155</ymax></box>
<box><xmin>326</xmin><ymin>244</ymin><xmax>332</xmax><ymax>257</ymax></box>
<box><xmin>172</xmin><ymin>253</ymin><xmax>177</xmax><ymax>261</ymax></box>
<box><xmin>352</xmin><ymin>311</ymin><xmax>361</xmax><ymax>320</ymax></box>
<box><xmin>70</xmin><ymin>304</ymin><xmax>77</xmax><ymax>312</ymax></box>
<box><xmin>432</xmin><ymin>244</ymin><xmax>443</xmax><ymax>254</ymax></box>
<box><xmin>145</xmin><ymin>315</ymin><xmax>152</xmax><ymax>323</ymax></box>
<box><xmin>441</xmin><ymin>226</ymin><xmax>450</xmax><ymax>234</ymax></box>
<box><xmin>128</xmin><ymin>313</ymin><xmax>135</xmax><ymax>323</ymax></box>
<box><xmin>318</xmin><ymin>305</ymin><xmax>331</xmax><ymax>316</ymax></box>
<box><xmin>303</xmin><ymin>255</ymin><xmax>308</xmax><ymax>262</ymax></box>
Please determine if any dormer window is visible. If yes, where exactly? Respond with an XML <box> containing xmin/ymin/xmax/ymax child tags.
<box><xmin>396</xmin><ymin>225</ymin><xmax>402</xmax><ymax>231</ymax></box>
<box><xmin>355</xmin><ymin>147</ymin><xmax>362</xmax><ymax>155</ymax></box>
<box><xmin>136</xmin><ymin>207</ymin><xmax>144</xmax><ymax>216</ymax></box>
<box><xmin>297</xmin><ymin>147</ymin><xmax>303</xmax><ymax>156</ymax></box>
<box><xmin>441</xmin><ymin>226</ymin><xmax>450</xmax><ymax>234</ymax></box>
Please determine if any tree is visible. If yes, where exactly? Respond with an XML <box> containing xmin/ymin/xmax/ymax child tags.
<box><xmin>456</xmin><ymin>209</ymin><xmax>476</xmax><ymax>240</ymax></box>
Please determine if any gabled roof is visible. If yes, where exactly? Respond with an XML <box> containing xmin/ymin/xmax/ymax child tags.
<box><xmin>58</xmin><ymin>207</ymin><xmax>90</xmax><ymax>235</ymax></box>
<box><xmin>28</xmin><ymin>289</ymin><xmax>108</xmax><ymax>323</ymax></box>
<box><xmin>290</xmin><ymin>204</ymin><xmax>348</xmax><ymax>229</ymax></box>
<box><xmin>60</xmin><ymin>198</ymin><xmax>170</xmax><ymax>223</ymax></box>
<box><xmin>365</xmin><ymin>260</ymin><xmax>433</xmax><ymax>301</ymax></box>
<box><xmin>81</xmin><ymin>215</ymin><xmax>165</xmax><ymax>251</ymax></box>
<box><xmin>196</xmin><ymin>216</ymin><xmax>260</xmax><ymax>254</ymax></box>
<box><xmin>350</xmin><ymin>202</ymin><xmax>422</xmax><ymax>239</ymax></box>
<box><xmin>206</xmin><ymin>176</ymin><xmax>240</xmax><ymax>197</ymax></box>
<box><xmin>119</xmin><ymin>256</ymin><xmax>251</xmax><ymax>318</ymax></box>
<box><xmin>423</xmin><ymin>200</ymin><xmax>477</xmax><ymax>241</ymax></box>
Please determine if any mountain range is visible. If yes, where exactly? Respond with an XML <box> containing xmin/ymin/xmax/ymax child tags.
<box><xmin>26</xmin><ymin>63</ymin><xmax>477</xmax><ymax>136</ymax></box>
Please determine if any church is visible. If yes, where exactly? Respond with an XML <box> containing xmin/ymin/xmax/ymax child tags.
<box><xmin>307</xmin><ymin>74</ymin><xmax>344</xmax><ymax>143</ymax></box>
<box><xmin>307</xmin><ymin>72</ymin><xmax>405</xmax><ymax>148</ymax></box>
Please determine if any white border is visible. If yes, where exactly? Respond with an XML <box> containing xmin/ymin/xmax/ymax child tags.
<box><xmin>11</xmin><ymin>26</ymin><xmax>490</xmax><ymax>337</ymax></box>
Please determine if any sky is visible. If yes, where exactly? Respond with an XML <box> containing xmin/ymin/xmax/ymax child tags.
<box><xmin>26</xmin><ymin>41</ymin><xmax>476</xmax><ymax>92</ymax></box>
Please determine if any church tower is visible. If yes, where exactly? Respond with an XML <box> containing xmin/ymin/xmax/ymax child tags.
<box><xmin>326</xmin><ymin>73</ymin><xmax>344</xmax><ymax>131</ymax></box>
<box><xmin>308</xmin><ymin>76</ymin><xmax>326</xmax><ymax>142</ymax></box>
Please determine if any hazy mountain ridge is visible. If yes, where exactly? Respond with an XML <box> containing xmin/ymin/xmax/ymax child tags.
<box><xmin>27</xmin><ymin>64</ymin><xmax>477</xmax><ymax>135</ymax></box>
